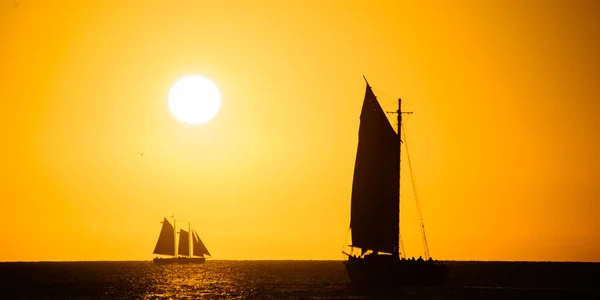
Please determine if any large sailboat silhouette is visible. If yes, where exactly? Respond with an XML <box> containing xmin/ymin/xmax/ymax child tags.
<box><xmin>153</xmin><ymin>217</ymin><xmax>211</xmax><ymax>265</ymax></box>
<box><xmin>343</xmin><ymin>78</ymin><xmax>449</xmax><ymax>285</ymax></box>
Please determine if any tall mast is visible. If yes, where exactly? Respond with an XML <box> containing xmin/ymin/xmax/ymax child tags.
<box><xmin>189</xmin><ymin>222</ymin><xmax>192</xmax><ymax>258</ymax></box>
<box><xmin>395</xmin><ymin>98</ymin><xmax>402</xmax><ymax>258</ymax></box>
<box><xmin>395</xmin><ymin>98</ymin><xmax>412</xmax><ymax>258</ymax></box>
<box><xmin>386</xmin><ymin>96</ymin><xmax>406</xmax><ymax>259</ymax></box>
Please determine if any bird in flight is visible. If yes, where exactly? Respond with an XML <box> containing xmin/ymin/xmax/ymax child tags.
<box><xmin>136</xmin><ymin>152</ymin><xmax>144</xmax><ymax>156</ymax></box>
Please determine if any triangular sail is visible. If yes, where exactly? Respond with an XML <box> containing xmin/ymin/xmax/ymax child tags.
<box><xmin>350</xmin><ymin>83</ymin><xmax>400</xmax><ymax>254</ymax></box>
<box><xmin>153</xmin><ymin>218</ymin><xmax>175</xmax><ymax>256</ymax></box>
<box><xmin>178</xmin><ymin>229</ymin><xmax>190</xmax><ymax>256</ymax></box>
<box><xmin>193</xmin><ymin>230</ymin><xmax>211</xmax><ymax>257</ymax></box>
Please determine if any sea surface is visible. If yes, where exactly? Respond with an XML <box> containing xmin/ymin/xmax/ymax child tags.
<box><xmin>0</xmin><ymin>260</ymin><xmax>598</xmax><ymax>299</ymax></box>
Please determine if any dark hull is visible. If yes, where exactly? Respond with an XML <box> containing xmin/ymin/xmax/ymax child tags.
<box><xmin>179</xmin><ymin>257</ymin><xmax>206</xmax><ymax>264</ymax></box>
<box><xmin>153</xmin><ymin>257</ymin><xmax>178</xmax><ymax>265</ymax></box>
<box><xmin>153</xmin><ymin>257</ymin><xmax>206</xmax><ymax>265</ymax></box>
<box><xmin>344</xmin><ymin>255</ymin><xmax>448</xmax><ymax>286</ymax></box>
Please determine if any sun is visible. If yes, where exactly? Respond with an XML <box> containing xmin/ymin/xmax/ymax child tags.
<box><xmin>168</xmin><ymin>75</ymin><xmax>221</xmax><ymax>124</ymax></box>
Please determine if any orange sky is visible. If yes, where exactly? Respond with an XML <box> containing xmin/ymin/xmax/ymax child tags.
<box><xmin>1</xmin><ymin>0</ymin><xmax>598</xmax><ymax>262</ymax></box>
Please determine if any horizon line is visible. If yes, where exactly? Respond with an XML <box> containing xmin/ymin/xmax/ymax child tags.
<box><xmin>1</xmin><ymin>259</ymin><xmax>599</xmax><ymax>263</ymax></box>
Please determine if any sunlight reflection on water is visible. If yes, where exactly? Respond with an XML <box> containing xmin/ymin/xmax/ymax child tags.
<box><xmin>128</xmin><ymin>261</ymin><xmax>349</xmax><ymax>299</ymax></box>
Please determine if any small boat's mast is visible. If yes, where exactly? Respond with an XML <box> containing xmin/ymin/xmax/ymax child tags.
<box><xmin>189</xmin><ymin>222</ymin><xmax>192</xmax><ymax>258</ymax></box>
<box><xmin>173</xmin><ymin>217</ymin><xmax>177</xmax><ymax>258</ymax></box>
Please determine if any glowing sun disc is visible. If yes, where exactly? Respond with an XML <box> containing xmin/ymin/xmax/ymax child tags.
<box><xmin>168</xmin><ymin>75</ymin><xmax>221</xmax><ymax>124</ymax></box>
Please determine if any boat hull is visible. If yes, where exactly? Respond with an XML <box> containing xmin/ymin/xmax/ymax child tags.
<box><xmin>177</xmin><ymin>257</ymin><xmax>206</xmax><ymax>264</ymax></box>
<box><xmin>153</xmin><ymin>257</ymin><xmax>178</xmax><ymax>265</ymax></box>
<box><xmin>189</xmin><ymin>257</ymin><xmax>206</xmax><ymax>264</ymax></box>
<box><xmin>344</xmin><ymin>255</ymin><xmax>448</xmax><ymax>286</ymax></box>
<box><xmin>153</xmin><ymin>257</ymin><xmax>206</xmax><ymax>265</ymax></box>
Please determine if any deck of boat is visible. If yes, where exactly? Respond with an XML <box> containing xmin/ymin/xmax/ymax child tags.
<box><xmin>344</xmin><ymin>254</ymin><xmax>448</xmax><ymax>286</ymax></box>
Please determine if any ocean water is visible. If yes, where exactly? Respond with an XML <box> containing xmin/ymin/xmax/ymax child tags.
<box><xmin>0</xmin><ymin>260</ymin><xmax>598</xmax><ymax>299</ymax></box>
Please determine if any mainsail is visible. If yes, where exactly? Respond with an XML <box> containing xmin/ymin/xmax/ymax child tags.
<box><xmin>350</xmin><ymin>83</ymin><xmax>400</xmax><ymax>255</ymax></box>
<box><xmin>178</xmin><ymin>229</ymin><xmax>190</xmax><ymax>256</ymax></box>
<box><xmin>193</xmin><ymin>230</ymin><xmax>211</xmax><ymax>257</ymax></box>
<box><xmin>153</xmin><ymin>218</ymin><xmax>176</xmax><ymax>256</ymax></box>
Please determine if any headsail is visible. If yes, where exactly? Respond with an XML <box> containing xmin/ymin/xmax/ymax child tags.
<box><xmin>350</xmin><ymin>82</ymin><xmax>400</xmax><ymax>254</ymax></box>
<box><xmin>193</xmin><ymin>230</ymin><xmax>211</xmax><ymax>257</ymax></box>
<box><xmin>153</xmin><ymin>218</ymin><xmax>176</xmax><ymax>256</ymax></box>
<box><xmin>178</xmin><ymin>229</ymin><xmax>190</xmax><ymax>256</ymax></box>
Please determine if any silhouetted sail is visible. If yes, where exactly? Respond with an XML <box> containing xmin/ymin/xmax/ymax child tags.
<box><xmin>178</xmin><ymin>229</ymin><xmax>190</xmax><ymax>256</ymax></box>
<box><xmin>350</xmin><ymin>83</ymin><xmax>400</xmax><ymax>254</ymax></box>
<box><xmin>193</xmin><ymin>230</ymin><xmax>211</xmax><ymax>257</ymax></box>
<box><xmin>153</xmin><ymin>218</ymin><xmax>175</xmax><ymax>256</ymax></box>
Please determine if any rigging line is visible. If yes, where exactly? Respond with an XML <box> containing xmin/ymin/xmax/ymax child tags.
<box><xmin>399</xmin><ymin>231</ymin><xmax>407</xmax><ymax>259</ymax></box>
<box><xmin>370</xmin><ymin>86</ymin><xmax>400</xmax><ymax>107</ymax></box>
<box><xmin>378</xmin><ymin>97</ymin><xmax>399</xmax><ymax>109</ymax></box>
<box><xmin>401</xmin><ymin>124</ymin><xmax>431</xmax><ymax>260</ymax></box>
<box><xmin>371</xmin><ymin>86</ymin><xmax>400</xmax><ymax>103</ymax></box>
<box><xmin>372</xmin><ymin>88</ymin><xmax>415</xmax><ymax>118</ymax></box>
<box><xmin>376</xmin><ymin>93</ymin><xmax>397</xmax><ymax>103</ymax></box>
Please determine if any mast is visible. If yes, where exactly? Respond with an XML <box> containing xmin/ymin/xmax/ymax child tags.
<box><xmin>189</xmin><ymin>222</ymin><xmax>192</xmax><ymax>258</ymax></box>
<box><xmin>393</xmin><ymin>98</ymin><xmax>412</xmax><ymax>259</ymax></box>
<box><xmin>395</xmin><ymin>98</ymin><xmax>402</xmax><ymax>258</ymax></box>
<box><xmin>174</xmin><ymin>217</ymin><xmax>177</xmax><ymax>257</ymax></box>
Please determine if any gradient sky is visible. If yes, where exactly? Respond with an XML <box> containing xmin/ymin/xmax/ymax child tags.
<box><xmin>1</xmin><ymin>0</ymin><xmax>598</xmax><ymax>262</ymax></box>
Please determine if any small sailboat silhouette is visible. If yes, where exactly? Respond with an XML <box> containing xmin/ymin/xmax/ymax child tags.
<box><xmin>153</xmin><ymin>217</ymin><xmax>211</xmax><ymax>265</ymax></box>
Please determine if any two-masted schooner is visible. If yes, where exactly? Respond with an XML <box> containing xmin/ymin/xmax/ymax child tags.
<box><xmin>153</xmin><ymin>217</ymin><xmax>211</xmax><ymax>265</ymax></box>
<box><xmin>343</xmin><ymin>78</ymin><xmax>449</xmax><ymax>285</ymax></box>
